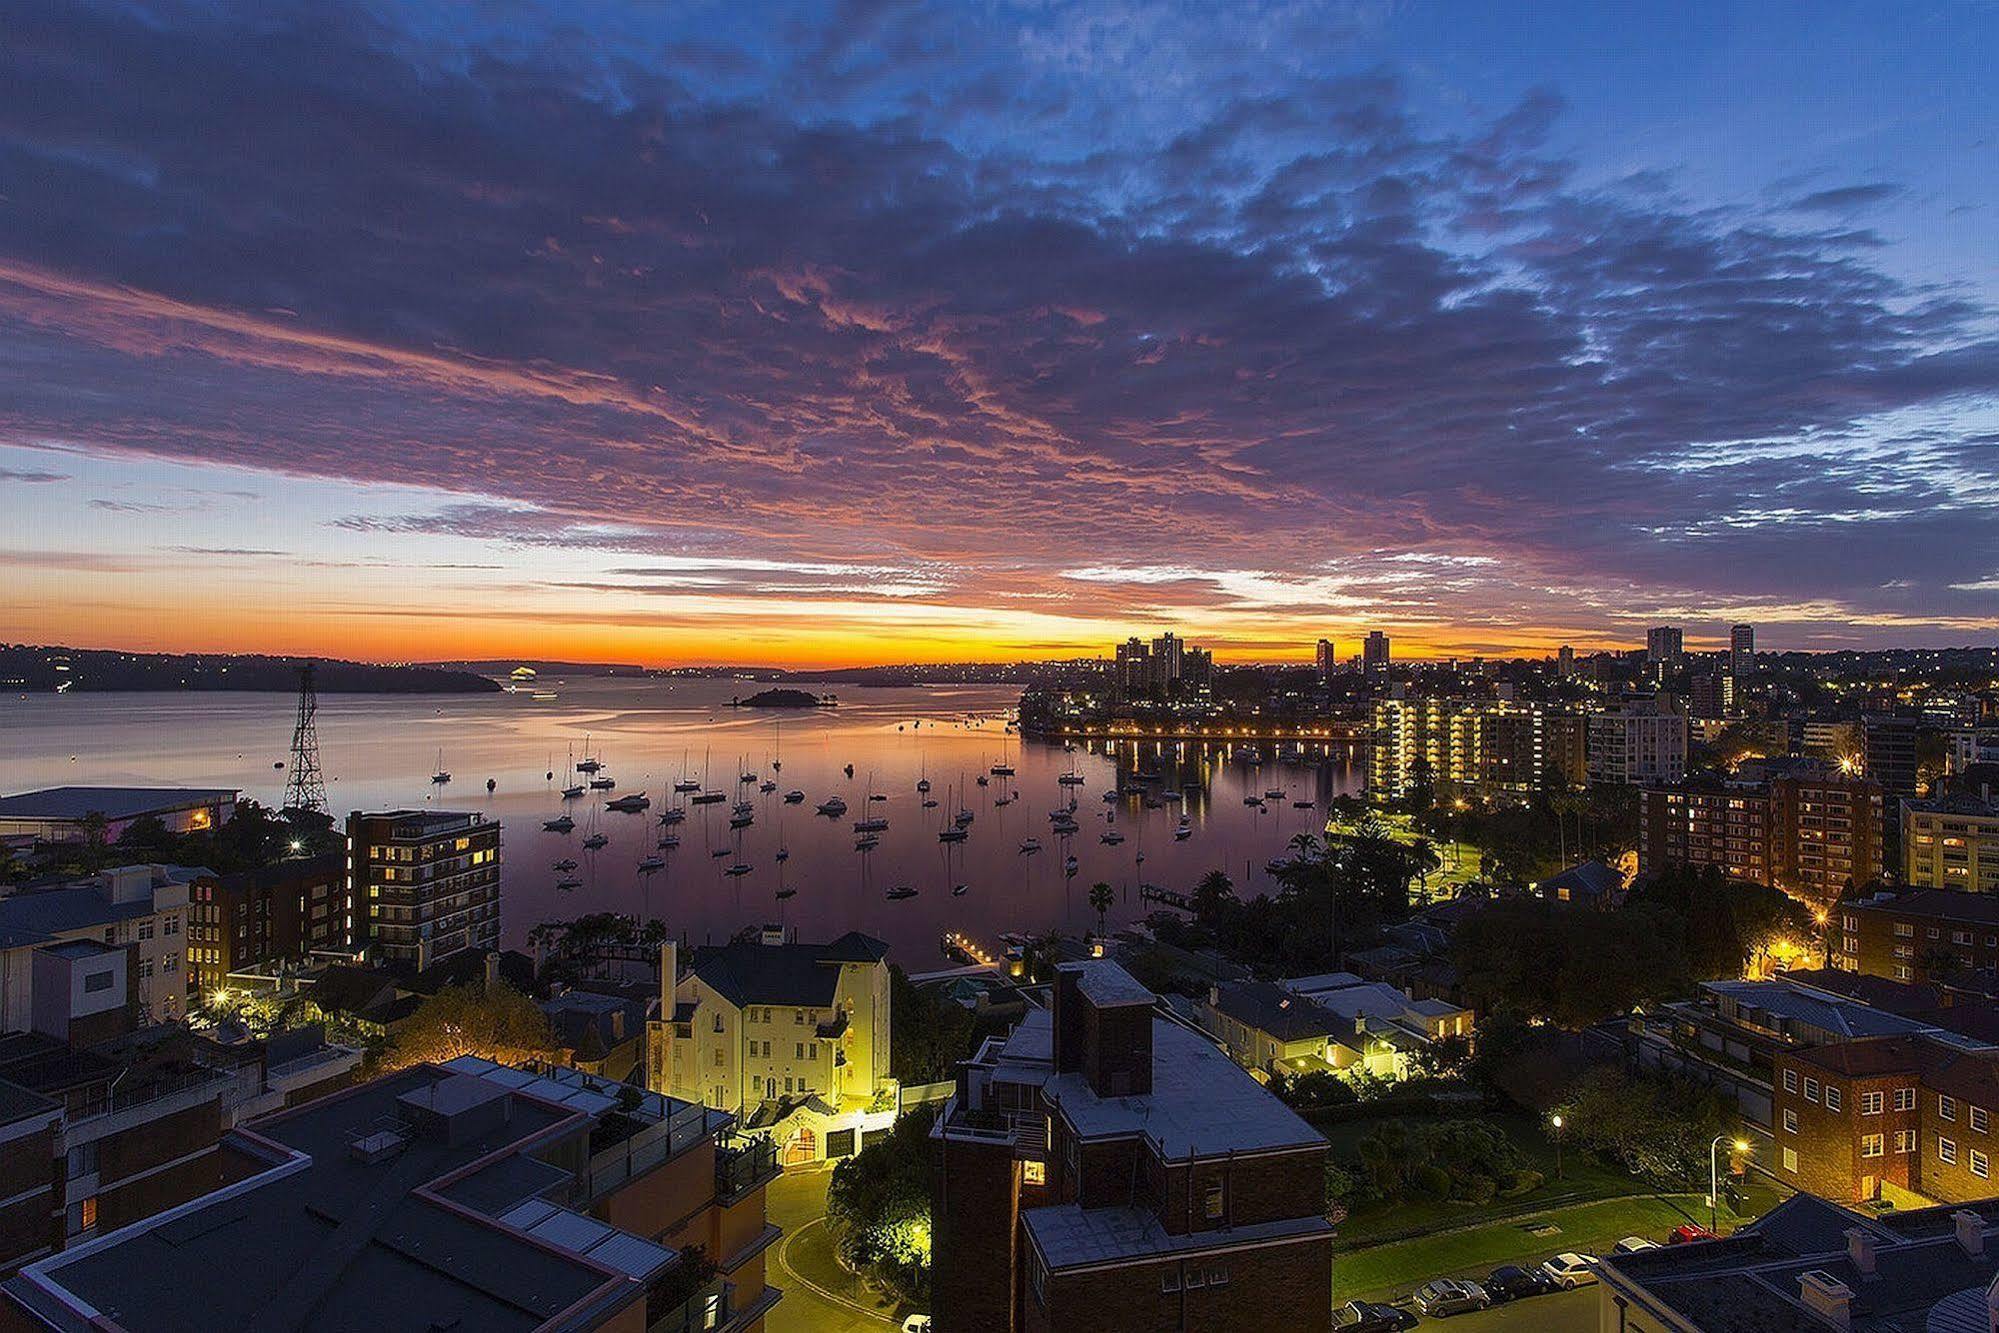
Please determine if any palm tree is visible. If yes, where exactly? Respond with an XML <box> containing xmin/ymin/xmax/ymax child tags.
<box><xmin>1410</xmin><ymin>838</ymin><xmax>1443</xmax><ymax>901</ymax></box>
<box><xmin>1088</xmin><ymin>881</ymin><xmax>1114</xmax><ymax>937</ymax></box>
<box><xmin>1192</xmin><ymin>869</ymin><xmax>1236</xmax><ymax>923</ymax></box>
<box><xmin>1288</xmin><ymin>831</ymin><xmax>1322</xmax><ymax>862</ymax></box>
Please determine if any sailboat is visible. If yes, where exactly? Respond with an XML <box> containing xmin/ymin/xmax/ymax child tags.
<box><xmin>543</xmin><ymin>814</ymin><xmax>575</xmax><ymax>833</ymax></box>
<box><xmin>581</xmin><ymin>802</ymin><xmax>608</xmax><ymax>850</ymax></box>
<box><xmin>576</xmin><ymin>735</ymin><xmax>602</xmax><ymax>773</ymax></box>
<box><xmin>771</xmin><ymin>721</ymin><xmax>782</xmax><ymax>773</ymax></box>
<box><xmin>431</xmin><ymin>749</ymin><xmax>451</xmax><ymax>785</ymax></box>
<box><xmin>673</xmin><ymin>749</ymin><xmax>701</xmax><ymax>793</ymax></box>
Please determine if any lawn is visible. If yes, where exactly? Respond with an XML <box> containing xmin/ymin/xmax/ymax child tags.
<box><xmin>1333</xmin><ymin>1193</ymin><xmax>1739</xmax><ymax>1303</ymax></box>
<box><xmin>1328</xmin><ymin>1111</ymin><xmax>1643</xmax><ymax>1248</ymax></box>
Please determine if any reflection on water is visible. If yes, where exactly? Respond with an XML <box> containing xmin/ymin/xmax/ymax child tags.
<box><xmin>0</xmin><ymin>677</ymin><xmax>1361</xmax><ymax>964</ymax></box>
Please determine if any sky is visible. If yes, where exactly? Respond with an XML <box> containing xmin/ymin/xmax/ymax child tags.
<box><xmin>1</xmin><ymin>0</ymin><xmax>1996</xmax><ymax>667</ymax></box>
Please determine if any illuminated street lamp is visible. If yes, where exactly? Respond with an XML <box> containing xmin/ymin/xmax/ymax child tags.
<box><xmin>1710</xmin><ymin>1136</ymin><xmax>1751</xmax><ymax>1233</ymax></box>
<box><xmin>1551</xmin><ymin>1113</ymin><xmax>1565</xmax><ymax>1180</ymax></box>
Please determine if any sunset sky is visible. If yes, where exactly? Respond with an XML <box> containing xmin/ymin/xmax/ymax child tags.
<box><xmin>2</xmin><ymin>1</ymin><xmax>1996</xmax><ymax>667</ymax></box>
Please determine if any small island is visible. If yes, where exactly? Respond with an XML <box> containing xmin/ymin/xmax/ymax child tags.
<box><xmin>732</xmin><ymin>688</ymin><xmax>836</xmax><ymax>709</ymax></box>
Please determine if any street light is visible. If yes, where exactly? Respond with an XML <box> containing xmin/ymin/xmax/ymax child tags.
<box><xmin>1710</xmin><ymin>1136</ymin><xmax>1751</xmax><ymax>1233</ymax></box>
<box><xmin>1551</xmin><ymin>1113</ymin><xmax>1565</xmax><ymax>1180</ymax></box>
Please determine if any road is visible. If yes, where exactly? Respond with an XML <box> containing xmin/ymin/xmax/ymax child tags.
<box><xmin>1410</xmin><ymin>1286</ymin><xmax>1597</xmax><ymax>1332</ymax></box>
<box><xmin>766</xmin><ymin>1166</ymin><xmax>904</xmax><ymax>1333</ymax></box>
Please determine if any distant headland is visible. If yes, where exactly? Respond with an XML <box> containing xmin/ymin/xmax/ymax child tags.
<box><xmin>0</xmin><ymin>646</ymin><xmax>501</xmax><ymax>694</ymax></box>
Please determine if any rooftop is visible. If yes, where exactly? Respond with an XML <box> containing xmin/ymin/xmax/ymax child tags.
<box><xmin>687</xmin><ymin>931</ymin><xmax>887</xmax><ymax>1009</ymax></box>
<box><xmin>1704</xmin><ymin>978</ymin><xmax>1992</xmax><ymax>1048</ymax></box>
<box><xmin>1022</xmin><ymin>1202</ymin><xmax>1332</xmax><ymax>1272</ymax></box>
<box><xmin>0</xmin><ymin>787</ymin><xmax>237</xmax><ymax>821</ymax></box>
<box><xmin>0</xmin><ymin>884</ymin><xmax>163</xmax><ymax>950</ymax></box>
<box><xmin>1851</xmin><ymin>888</ymin><xmax>1999</xmax><ymax>925</ymax></box>
<box><xmin>5</xmin><ymin>1059</ymin><xmax>715</xmax><ymax>1333</ymax></box>
<box><xmin>1065</xmin><ymin>959</ymin><xmax>1155</xmax><ymax>1009</ymax></box>
<box><xmin>1206</xmin><ymin>980</ymin><xmax>1346</xmax><ymax>1043</ymax></box>
<box><xmin>1043</xmin><ymin>1015</ymin><xmax>1326</xmax><ymax>1160</ymax></box>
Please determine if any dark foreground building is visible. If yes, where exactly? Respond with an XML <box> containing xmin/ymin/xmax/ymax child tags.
<box><xmin>930</xmin><ymin>959</ymin><xmax>1332</xmax><ymax>1333</ymax></box>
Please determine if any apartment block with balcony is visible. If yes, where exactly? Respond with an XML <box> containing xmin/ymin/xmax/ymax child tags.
<box><xmin>348</xmin><ymin>809</ymin><xmax>501</xmax><ymax>972</ymax></box>
<box><xmin>1640</xmin><ymin>780</ymin><xmax>1774</xmax><ymax>885</ymax></box>
<box><xmin>1368</xmin><ymin>697</ymin><xmax>1580</xmax><ymax>804</ymax></box>
<box><xmin>1904</xmin><ymin>793</ymin><xmax>1999</xmax><ymax>894</ymax></box>
<box><xmin>1639</xmin><ymin>767</ymin><xmax>1883</xmax><ymax>900</ymax></box>
<box><xmin>0</xmin><ymin>864</ymin><xmax>195</xmax><ymax>1027</ymax></box>
<box><xmin>930</xmin><ymin>960</ymin><xmax>1333</xmax><ymax>1333</ymax></box>
<box><xmin>2</xmin><ymin>1056</ymin><xmax>782</xmax><ymax>1333</ymax></box>
<box><xmin>1834</xmin><ymin>888</ymin><xmax>1999</xmax><ymax>984</ymax></box>
<box><xmin>1587</xmin><ymin>704</ymin><xmax>1688</xmax><ymax>786</ymax></box>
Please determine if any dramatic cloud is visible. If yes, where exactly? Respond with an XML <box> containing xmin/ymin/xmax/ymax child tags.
<box><xmin>0</xmin><ymin>0</ymin><xmax>1993</xmax><ymax>659</ymax></box>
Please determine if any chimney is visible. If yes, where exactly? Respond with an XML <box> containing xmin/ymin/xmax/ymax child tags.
<box><xmin>660</xmin><ymin>940</ymin><xmax>679</xmax><ymax>1005</ymax></box>
<box><xmin>1844</xmin><ymin>1228</ymin><xmax>1877</xmax><ymax>1276</ymax></box>
<box><xmin>1798</xmin><ymin>1271</ymin><xmax>1853</xmax><ymax>1330</ymax></box>
<box><xmin>483</xmin><ymin>950</ymin><xmax>500</xmax><ymax>991</ymax></box>
<box><xmin>1957</xmin><ymin>1209</ymin><xmax>1987</xmax><ymax>1258</ymax></box>
<box><xmin>1207</xmin><ymin>985</ymin><xmax>1219</xmax><ymax>1007</ymax></box>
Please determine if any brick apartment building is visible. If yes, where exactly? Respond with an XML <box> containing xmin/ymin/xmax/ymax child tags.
<box><xmin>1834</xmin><ymin>889</ymin><xmax>1999</xmax><ymax>984</ymax></box>
<box><xmin>1773</xmin><ymin>1033</ymin><xmax>1999</xmax><ymax>1208</ymax></box>
<box><xmin>348</xmin><ymin>809</ymin><xmax>501</xmax><ymax>972</ymax></box>
<box><xmin>185</xmin><ymin>852</ymin><xmax>351</xmax><ymax>995</ymax></box>
<box><xmin>1640</xmin><ymin>768</ymin><xmax>1884</xmax><ymax>901</ymax></box>
<box><xmin>2</xmin><ymin>1056</ymin><xmax>783</xmax><ymax>1332</ymax></box>
<box><xmin>930</xmin><ymin>960</ymin><xmax>1333</xmax><ymax>1333</ymax></box>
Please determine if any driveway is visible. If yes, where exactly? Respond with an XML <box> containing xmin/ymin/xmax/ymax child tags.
<box><xmin>766</xmin><ymin>1165</ymin><xmax>905</xmax><ymax>1333</ymax></box>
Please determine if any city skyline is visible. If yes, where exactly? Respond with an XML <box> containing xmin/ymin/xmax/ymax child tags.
<box><xmin>3</xmin><ymin>2</ymin><xmax>1997</xmax><ymax>668</ymax></box>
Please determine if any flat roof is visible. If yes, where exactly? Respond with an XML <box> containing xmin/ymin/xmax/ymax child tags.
<box><xmin>1063</xmin><ymin>959</ymin><xmax>1154</xmax><ymax>1009</ymax></box>
<box><xmin>0</xmin><ymin>787</ymin><xmax>237</xmax><ymax>821</ymax></box>
<box><xmin>1044</xmin><ymin>1018</ymin><xmax>1326</xmax><ymax>1160</ymax></box>
<box><xmin>1023</xmin><ymin>1203</ymin><xmax>1331</xmax><ymax>1271</ymax></box>
<box><xmin>7</xmin><ymin>1063</ymin><xmax>687</xmax><ymax>1333</ymax></box>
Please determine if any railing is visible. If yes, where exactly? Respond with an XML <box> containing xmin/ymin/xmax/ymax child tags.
<box><xmin>63</xmin><ymin>1066</ymin><xmax>237</xmax><ymax>1139</ymax></box>
<box><xmin>648</xmin><ymin>1278</ymin><xmax>731</xmax><ymax>1333</ymax></box>
<box><xmin>583</xmin><ymin>1101</ymin><xmax>713</xmax><ymax>1200</ymax></box>
<box><xmin>714</xmin><ymin>1137</ymin><xmax>779</xmax><ymax>1202</ymax></box>
<box><xmin>267</xmin><ymin>1044</ymin><xmax>362</xmax><ymax>1085</ymax></box>
<box><xmin>941</xmin><ymin>1103</ymin><xmax>1048</xmax><ymax>1149</ymax></box>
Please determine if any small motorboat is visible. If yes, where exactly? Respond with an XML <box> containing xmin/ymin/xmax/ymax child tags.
<box><xmin>854</xmin><ymin>835</ymin><xmax>880</xmax><ymax>851</ymax></box>
<box><xmin>783</xmin><ymin>790</ymin><xmax>805</xmax><ymax>804</ymax></box>
<box><xmin>869</xmin><ymin>793</ymin><xmax>889</xmax><ymax>803</ymax></box>
<box><xmin>659</xmin><ymin>807</ymin><xmax>686</xmax><ymax>824</ymax></box>
<box><xmin>691</xmin><ymin>791</ymin><xmax>727</xmax><ymax>805</ymax></box>
<box><xmin>885</xmin><ymin>885</ymin><xmax>917</xmax><ymax>901</ymax></box>
<box><xmin>844</xmin><ymin>764</ymin><xmax>855</xmax><ymax>778</ymax></box>
<box><xmin>817</xmin><ymin>797</ymin><xmax>848</xmax><ymax>816</ymax></box>
<box><xmin>939</xmin><ymin>828</ymin><xmax>968</xmax><ymax>843</ymax></box>
<box><xmin>589</xmin><ymin>776</ymin><xmax>617</xmax><ymax>790</ymax></box>
<box><xmin>994</xmin><ymin>795</ymin><xmax>1013</xmax><ymax>807</ymax></box>
<box><xmin>1050</xmin><ymin>816</ymin><xmax>1079</xmax><ymax>834</ymax></box>
<box><xmin>1020</xmin><ymin>838</ymin><xmax>1041</xmax><ymax>854</ymax></box>
<box><xmin>562</xmin><ymin>784</ymin><xmax>585</xmax><ymax>800</ymax></box>
<box><xmin>710</xmin><ymin>848</ymin><xmax>731</xmax><ymax>859</ymax></box>
<box><xmin>990</xmin><ymin>764</ymin><xmax>1014</xmax><ymax>777</ymax></box>
<box><xmin>1243</xmin><ymin>796</ymin><xmax>1264</xmax><ymax>807</ymax></box>
<box><xmin>637</xmin><ymin>854</ymin><xmax>666</xmax><ymax>873</ymax></box>
<box><xmin>552</xmin><ymin>858</ymin><xmax>578</xmax><ymax>871</ymax></box>
<box><xmin>583</xmin><ymin>832</ymin><xmax>609</xmax><ymax>850</ymax></box>
<box><xmin>951</xmin><ymin>883</ymin><xmax>969</xmax><ymax>897</ymax></box>
<box><xmin>673</xmin><ymin>778</ymin><xmax>702</xmax><ymax>793</ymax></box>
<box><xmin>1265</xmin><ymin>788</ymin><xmax>1285</xmax><ymax>800</ymax></box>
<box><xmin>657</xmin><ymin>834</ymin><xmax>680</xmax><ymax>850</ymax></box>
<box><xmin>543</xmin><ymin>815</ymin><xmax>575</xmax><ymax>833</ymax></box>
<box><xmin>917</xmin><ymin>778</ymin><xmax>932</xmax><ymax>793</ymax></box>
<box><xmin>1101</xmin><ymin>830</ymin><xmax>1125</xmax><ymax>845</ymax></box>
<box><xmin>1293</xmin><ymin>800</ymin><xmax>1315</xmax><ymax>810</ymax></box>
<box><xmin>606</xmin><ymin>792</ymin><xmax>650</xmax><ymax>813</ymax></box>
<box><xmin>1102</xmin><ymin>790</ymin><xmax>1120</xmax><ymax>803</ymax></box>
<box><xmin>555</xmin><ymin>877</ymin><xmax>582</xmax><ymax>892</ymax></box>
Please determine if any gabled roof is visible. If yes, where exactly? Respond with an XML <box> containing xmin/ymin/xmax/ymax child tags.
<box><xmin>1207</xmin><ymin>980</ymin><xmax>1345</xmax><ymax>1043</ymax></box>
<box><xmin>1536</xmin><ymin>859</ymin><xmax>1623</xmax><ymax>899</ymax></box>
<box><xmin>819</xmin><ymin>931</ymin><xmax>890</xmax><ymax>964</ymax></box>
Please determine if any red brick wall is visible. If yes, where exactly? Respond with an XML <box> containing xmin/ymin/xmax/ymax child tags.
<box><xmin>1028</xmin><ymin>1232</ymin><xmax>1333</xmax><ymax>1333</ymax></box>
<box><xmin>934</xmin><ymin>1132</ymin><xmax>1021</xmax><ymax>1333</ymax></box>
<box><xmin>1772</xmin><ymin>1057</ymin><xmax>1921</xmax><ymax>1202</ymax></box>
<box><xmin>0</xmin><ymin>1122</ymin><xmax>56</xmax><ymax>1273</ymax></box>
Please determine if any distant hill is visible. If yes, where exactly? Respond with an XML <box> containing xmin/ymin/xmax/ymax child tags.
<box><xmin>732</xmin><ymin>687</ymin><xmax>835</xmax><ymax>708</ymax></box>
<box><xmin>0</xmin><ymin>646</ymin><xmax>501</xmax><ymax>693</ymax></box>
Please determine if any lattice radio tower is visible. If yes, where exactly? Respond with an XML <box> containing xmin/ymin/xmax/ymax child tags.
<box><xmin>284</xmin><ymin>661</ymin><xmax>328</xmax><ymax>814</ymax></box>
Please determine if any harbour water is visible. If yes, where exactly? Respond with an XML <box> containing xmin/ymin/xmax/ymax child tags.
<box><xmin>0</xmin><ymin>677</ymin><xmax>1361</xmax><ymax>964</ymax></box>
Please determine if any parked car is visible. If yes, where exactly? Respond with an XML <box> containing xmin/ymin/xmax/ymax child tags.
<box><xmin>1412</xmin><ymin>1278</ymin><xmax>1492</xmax><ymax>1316</ymax></box>
<box><xmin>1483</xmin><ymin>1264</ymin><xmax>1554</xmax><ymax>1301</ymax></box>
<box><xmin>1669</xmin><ymin>1224</ymin><xmax>1720</xmax><ymax>1244</ymax></box>
<box><xmin>1333</xmin><ymin>1299</ymin><xmax>1418</xmax><ymax>1332</ymax></box>
<box><xmin>901</xmin><ymin>1318</ymin><xmax>931</xmax><ymax>1333</ymax></box>
<box><xmin>1540</xmin><ymin>1252</ymin><xmax>1600</xmax><ymax>1289</ymax></box>
<box><xmin>1613</xmin><ymin>1235</ymin><xmax>1663</xmax><ymax>1255</ymax></box>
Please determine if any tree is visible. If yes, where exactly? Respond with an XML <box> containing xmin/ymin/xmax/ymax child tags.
<box><xmin>827</xmin><ymin>1104</ymin><xmax>937</xmax><ymax>1307</ymax></box>
<box><xmin>1557</xmin><ymin>1066</ymin><xmax>1734</xmax><ymax>1187</ymax></box>
<box><xmin>389</xmin><ymin>981</ymin><xmax>558</xmax><ymax>1069</ymax></box>
<box><xmin>1088</xmin><ymin>882</ymin><xmax>1114</xmax><ymax>936</ymax></box>
<box><xmin>1454</xmin><ymin>899</ymin><xmax>1691</xmax><ymax>1028</ymax></box>
<box><xmin>1192</xmin><ymin>870</ymin><xmax>1236</xmax><ymax>925</ymax></box>
<box><xmin>888</xmin><ymin>966</ymin><xmax>975</xmax><ymax>1085</ymax></box>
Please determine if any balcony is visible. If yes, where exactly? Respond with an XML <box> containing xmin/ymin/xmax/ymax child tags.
<box><xmin>714</xmin><ymin>1135</ymin><xmax>779</xmax><ymax>1203</ymax></box>
<box><xmin>581</xmin><ymin>1098</ymin><xmax>716</xmax><ymax>1202</ymax></box>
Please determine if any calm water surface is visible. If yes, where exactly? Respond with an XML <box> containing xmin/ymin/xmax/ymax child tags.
<box><xmin>0</xmin><ymin>678</ymin><xmax>1359</xmax><ymax>965</ymax></box>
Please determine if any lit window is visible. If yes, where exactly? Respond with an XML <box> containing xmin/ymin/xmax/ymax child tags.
<box><xmin>1022</xmin><ymin>1160</ymin><xmax>1046</xmax><ymax>1186</ymax></box>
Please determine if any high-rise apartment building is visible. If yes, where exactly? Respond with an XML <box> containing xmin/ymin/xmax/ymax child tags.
<box><xmin>1315</xmin><ymin>638</ymin><xmax>1337</xmax><ymax>678</ymax></box>
<box><xmin>929</xmin><ymin>960</ymin><xmax>1333</xmax><ymax>1333</ymax></box>
<box><xmin>1903</xmin><ymin>793</ymin><xmax>1999</xmax><ymax>894</ymax></box>
<box><xmin>347</xmin><ymin>810</ymin><xmax>500</xmax><ymax>972</ymax></box>
<box><xmin>1556</xmin><ymin>644</ymin><xmax>1576</xmax><ymax>677</ymax></box>
<box><xmin>1646</xmin><ymin>626</ymin><xmax>1684</xmax><ymax>664</ymax></box>
<box><xmin>1639</xmin><ymin>767</ymin><xmax>1884</xmax><ymax>900</ymax></box>
<box><xmin>1690</xmin><ymin>672</ymin><xmax>1735</xmax><ymax>720</ymax></box>
<box><xmin>1866</xmin><ymin>714</ymin><xmax>1922</xmax><ymax>803</ymax></box>
<box><xmin>1362</xmin><ymin>631</ymin><xmax>1391</xmax><ymax>677</ymax></box>
<box><xmin>185</xmin><ymin>853</ymin><xmax>351</xmax><ymax>995</ymax></box>
<box><xmin>1587</xmin><ymin>704</ymin><xmax>1689</xmax><ymax>786</ymax></box>
<box><xmin>1370</xmin><ymin>698</ymin><xmax>1582</xmax><ymax>803</ymax></box>
<box><xmin>1731</xmin><ymin>622</ymin><xmax>1755</xmax><ymax>676</ymax></box>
